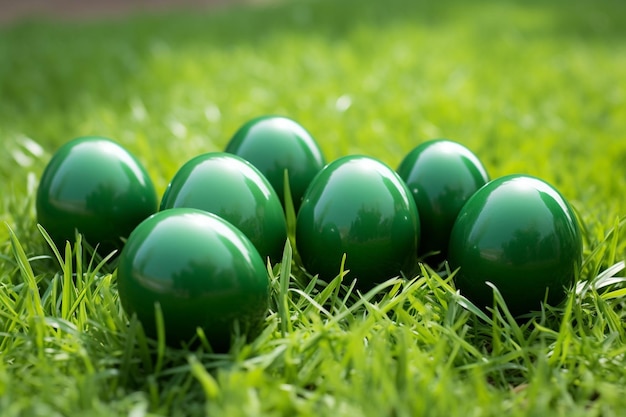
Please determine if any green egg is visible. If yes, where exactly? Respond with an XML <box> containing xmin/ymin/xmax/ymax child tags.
<box><xmin>448</xmin><ymin>174</ymin><xmax>583</xmax><ymax>316</ymax></box>
<box><xmin>117</xmin><ymin>208</ymin><xmax>269</xmax><ymax>351</ymax></box>
<box><xmin>397</xmin><ymin>139</ymin><xmax>489</xmax><ymax>259</ymax></box>
<box><xmin>224</xmin><ymin>116</ymin><xmax>326</xmax><ymax>211</ymax></box>
<box><xmin>296</xmin><ymin>155</ymin><xmax>420</xmax><ymax>290</ymax></box>
<box><xmin>160</xmin><ymin>152</ymin><xmax>287</xmax><ymax>264</ymax></box>
<box><xmin>36</xmin><ymin>136</ymin><xmax>157</xmax><ymax>255</ymax></box>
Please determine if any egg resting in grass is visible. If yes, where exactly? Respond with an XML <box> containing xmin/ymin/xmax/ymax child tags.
<box><xmin>448</xmin><ymin>174</ymin><xmax>582</xmax><ymax>317</ymax></box>
<box><xmin>36</xmin><ymin>136</ymin><xmax>157</xmax><ymax>256</ymax></box>
<box><xmin>296</xmin><ymin>155</ymin><xmax>420</xmax><ymax>291</ymax></box>
<box><xmin>225</xmin><ymin>115</ymin><xmax>326</xmax><ymax>211</ymax></box>
<box><xmin>397</xmin><ymin>139</ymin><xmax>489</xmax><ymax>260</ymax></box>
<box><xmin>117</xmin><ymin>208</ymin><xmax>269</xmax><ymax>351</ymax></box>
<box><xmin>160</xmin><ymin>152</ymin><xmax>287</xmax><ymax>264</ymax></box>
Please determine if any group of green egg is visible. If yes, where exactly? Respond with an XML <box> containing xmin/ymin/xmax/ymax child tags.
<box><xmin>36</xmin><ymin>115</ymin><xmax>582</xmax><ymax>351</ymax></box>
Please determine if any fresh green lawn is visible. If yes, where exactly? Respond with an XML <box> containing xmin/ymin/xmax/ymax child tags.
<box><xmin>2</xmin><ymin>0</ymin><xmax>626</xmax><ymax>415</ymax></box>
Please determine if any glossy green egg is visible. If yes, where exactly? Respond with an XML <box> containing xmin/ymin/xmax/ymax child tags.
<box><xmin>160</xmin><ymin>152</ymin><xmax>287</xmax><ymax>263</ymax></box>
<box><xmin>296</xmin><ymin>155</ymin><xmax>420</xmax><ymax>290</ymax></box>
<box><xmin>448</xmin><ymin>175</ymin><xmax>582</xmax><ymax>316</ymax></box>
<box><xmin>117</xmin><ymin>208</ymin><xmax>269</xmax><ymax>351</ymax></box>
<box><xmin>36</xmin><ymin>136</ymin><xmax>158</xmax><ymax>255</ymax></box>
<box><xmin>224</xmin><ymin>116</ymin><xmax>326</xmax><ymax>211</ymax></box>
<box><xmin>397</xmin><ymin>139</ymin><xmax>489</xmax><ymax>259</ymax></box>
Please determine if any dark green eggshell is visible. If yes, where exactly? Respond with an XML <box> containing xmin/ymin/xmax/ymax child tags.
<box><xmin>160</xmin><ymin>152</ymin><xmax>287</xmax><ymax>263</ymax></box>
<box><xmin>296</xmin><ymin>155</ymin><xmax>420</xmax><ymax>291</ymax></box>
<box><xmin>117</xmin><ymin>208</ymin><xmax>269</xmax><ymax>351</ymax></box>
<box><xmin>224</xmin><ymin>116</ymin><xmax>325</xmax><ymax>211</ymax></box>
<box><xmin>36</xmin><ymin>136</ymin><xmax>157</xmax><ymax>255</ymax></box>
<box><xmin>448</xmin><ymin>174</ymin><xmax>582</xmax><ymax>317</ymax></box>
<box><xmin>396</xmin><ymin>139</ymin><xmax>489</xmax><ymax>259</ymax></box>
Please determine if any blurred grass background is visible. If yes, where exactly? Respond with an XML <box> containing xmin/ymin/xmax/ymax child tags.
<box><xmin>2</xmin><ymin>0</ymin><xmax>624</xmax><ymax>205</ymax></box>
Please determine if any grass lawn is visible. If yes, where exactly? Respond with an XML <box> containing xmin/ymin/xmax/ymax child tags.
<box><xmin>2</xmin><ymin>0</ymin><xmax>626</xmax><ymax>415</ymax></box>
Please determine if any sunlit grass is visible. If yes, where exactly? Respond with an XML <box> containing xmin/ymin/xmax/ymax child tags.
<box><xmin>1</xmin><ymin>0</ymin><xmax>626</xmax><ymax>415</ymax></box>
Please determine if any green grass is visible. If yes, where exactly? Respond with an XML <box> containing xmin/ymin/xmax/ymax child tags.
<box><xmin>1</xmin><ymin>0</ymin><xmax>626</xmax><ymax>415</ymax></box>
